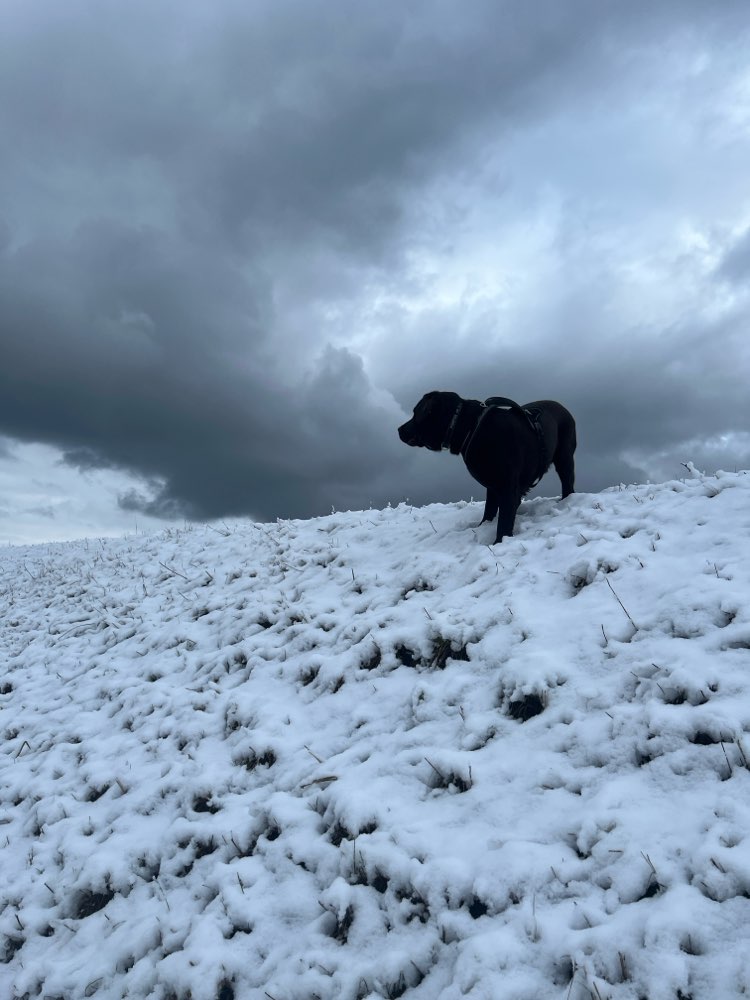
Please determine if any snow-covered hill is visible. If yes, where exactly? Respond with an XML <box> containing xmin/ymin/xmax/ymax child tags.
<box><xmin>2</xmin><ymin>471</ymin><xmax>750</xmax><ymax>1000</ymax></box>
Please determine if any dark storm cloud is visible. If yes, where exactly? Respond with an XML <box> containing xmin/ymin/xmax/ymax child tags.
<box><xmin>1</xmin><ymin>0</ymin><xmax>639</xmax><ymax>257</ymax></box>
<box><xmin>0</xmin><ymin>221</ymin><xmax>406</xmax><ymax>518</ymax></box>
<box><xmin>1</xmin><ymin>0</ymin><xmax>749</xmax><ymax>526</ymax></box>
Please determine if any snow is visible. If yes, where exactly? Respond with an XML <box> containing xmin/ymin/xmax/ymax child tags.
<box><xmin>2</xmin><ymin>469</ymin><xmax>750</xmax><ymax>1000</ymax></box>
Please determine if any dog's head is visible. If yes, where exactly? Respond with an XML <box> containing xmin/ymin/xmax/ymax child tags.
<box><xmin>398</xmin><ymin>391</ymin><xmax>463</xmax><ymax>452</ymax></box>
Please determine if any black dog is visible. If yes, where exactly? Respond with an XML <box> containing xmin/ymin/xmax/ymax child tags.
<box><xmin>398</xmin><ymin>392</ymin><xmax>576</xmax><ymax>543</ymax></box>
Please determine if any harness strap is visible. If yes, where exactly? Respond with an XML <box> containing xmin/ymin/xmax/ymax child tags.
<box><xmin>522</xmin><ymin>406</ymin><xmax>548</xmax><ymax>487</ymax></box>
<box><xmin>440</xmin><ymin>401</ymin><xmax>463</xmax><ymax>451</ymax></box>
<box><xmin>458</xmin><ymin>402</ymin><xmax>492</xmax><ymax>458</ymax></box>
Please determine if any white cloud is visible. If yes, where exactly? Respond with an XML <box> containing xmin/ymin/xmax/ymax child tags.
<box><xmin>0</xmin><ymin>440</ymin><xmax>178</xmax><ymax>545</ymax></box>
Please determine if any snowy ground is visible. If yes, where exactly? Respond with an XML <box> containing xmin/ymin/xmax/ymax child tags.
<box><xmin>2</xmin><ymin>470</ymin><xmax>750</xmax><ymax>1000</ymax></box>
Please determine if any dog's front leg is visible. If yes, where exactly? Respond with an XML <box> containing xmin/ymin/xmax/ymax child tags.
<box><xmin>480</xmin><ymin>489</ymin><xmax>499</xmax><ymax>525</ymax></box>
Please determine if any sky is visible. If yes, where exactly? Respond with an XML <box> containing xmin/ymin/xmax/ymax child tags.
<box><xmin>2</xmin><ymin>0</ymin><xmax>750</xmax><ymax>543</ymax></box>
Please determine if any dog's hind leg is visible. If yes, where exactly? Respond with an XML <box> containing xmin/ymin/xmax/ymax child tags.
<box><xmin>553</xmin><ymin>422</ymin><xmax>576</xmax><ymax>498</ymax></box>
<box><xmin>553</xmin><ymin>449</ymin><xmax>575</xmax><ymax>498</ymax></box>
<box><xmin>480</xmin><ymin>489</ymin><xmax>499</xmax><ymax>525</ymax></box>
<box><xmin>494</xmin><ymin>502</ymin><xmax>517</xmax><ymax>543</ymax></box>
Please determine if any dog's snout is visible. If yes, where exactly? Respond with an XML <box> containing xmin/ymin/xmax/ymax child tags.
<box><xmin>398</xmin><ymin>421</ymin><xmax>414</xmax><ymax>444</ymax></box>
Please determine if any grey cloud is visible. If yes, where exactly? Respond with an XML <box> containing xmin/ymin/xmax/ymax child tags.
<box><xmin>718</xmin><ymin>229</ymin><xmax>750</xmax><ymax>284</ymax></box>
<box><xmin>26</xmin><ymin>505</ymin><xmax>57</xmax><ymax>520</ymax></box>
<box><xmin>5</xmin><ymin>1</ymin><xmax>744</xmax><ymax>253</ymax></box>
<box><xmin>63</xmin><ymin>448</ymin><xmax>119</xmax><ymax>473</ymax></box>
<box><xmin>0</xmin><ymin>221</ymin><xmax>408</xmax><ymax>519</ymax></box>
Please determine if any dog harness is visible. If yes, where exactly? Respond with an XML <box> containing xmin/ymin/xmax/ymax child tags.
<box><xmin>447</xmin><ymin>397</ymin><xmax>548</xmax><ymax>488</ymax></box>
<box><xmin>441</xmin><ymin>402</ymin><xmax>464</xmax><ymax>451</ymax></box>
